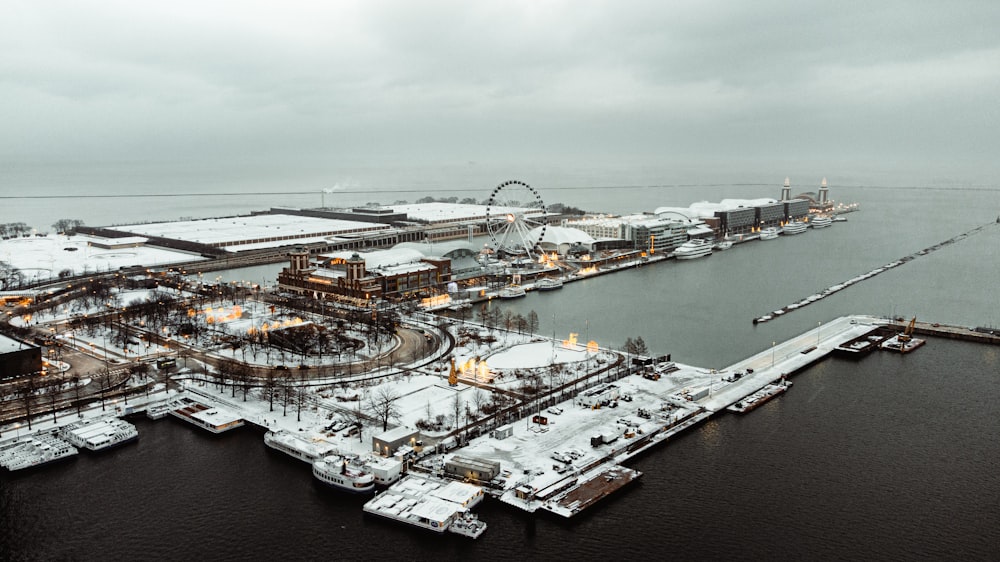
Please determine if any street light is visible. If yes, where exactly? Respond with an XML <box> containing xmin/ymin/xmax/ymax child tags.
<box><xmin>771</xmin><ymin>341</ymin><xmax>776</xmax><ymax>367</ymax></box>
<box><xmin>817</xmin><ymin>321</ymin><xmax>821</xmax><ymax>346</ymax></box>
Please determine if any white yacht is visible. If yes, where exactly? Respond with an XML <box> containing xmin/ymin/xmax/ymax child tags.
<box><xmin>264</xmin><ymin>429</ymin><xmax>339</xmax><ymax>464</ymax></box>
<box><xmin>313</xmin><ymin>456</ymin><xmax>376</xmax><ymax>494</ymax></box>
<box><xmin>714</xmin><ymin>240</ymin><xmax>733</xmax><ymax>251</ymax></box>
<box><xmin>672</xmin><ymin>239</ymin><xmax>713</xmax><ymax>260</ymax></box>
<box><xmin>59</xmin><ymin>417</ymin><xmax>138</xmax><ymax>452</ymax></box>
<box><xmin>1</xmin><ymin>434</ymin><xmax>78</xmax><ymax>472</ymax></box>
<box><xmin>759</xmin><ymin>227</ymin><xmax>780</xmax><ymax>240</ymax></box>
<box><xmin>782</xmin><ymin>220</ymin><xmax>808</xmax><ymax>235</ymax></box>
<box><xmin>498</xmin><ymin>285</ymin><xmax>526</xmax><ymax>299</ymax></box>
<box><xmin>810</xmin><ymin>215</ymin><xmax>832</xmax><ymax>228</ymax></box>
<box><xmin>534</xmin><ymin>278</ymin><xmax>564</xmax><ymax>291</ymax></box>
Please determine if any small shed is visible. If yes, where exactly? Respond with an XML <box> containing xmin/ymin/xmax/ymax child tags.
<box><xmin>444</xmin><ymin>455</ymin><xmax>501</xmax><ymax>483</ymax></box>
<box><xmin>372</xmin><ymin>426</ymin><xmax>420</xmax><ymax>457</ymax></box>
<box><xmin>490</xmin><ymin>425</ymin><xmax>513</xmax><ymax>440</ymax></box>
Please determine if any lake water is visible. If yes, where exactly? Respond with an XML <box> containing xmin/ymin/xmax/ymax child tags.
<box><xmin>2</xmin><ymin>165</ymin><xmax>999</xmax><ymax>560</ymax></box>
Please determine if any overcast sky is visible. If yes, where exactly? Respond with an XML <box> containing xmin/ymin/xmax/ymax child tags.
<box><xmin>3</xmin><ymin>1</ymin><xmax>999</xmax><ymax>182</ymax></box>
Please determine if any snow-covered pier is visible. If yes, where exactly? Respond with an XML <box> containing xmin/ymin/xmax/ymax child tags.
<box><xmin>460</xmin><ymin>315</ymin><xmax>896</xmax><ymax>518</ymax></box>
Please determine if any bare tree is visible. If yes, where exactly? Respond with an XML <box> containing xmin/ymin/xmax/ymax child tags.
<box><xmin>366</xmin><ymin>386</ymin><xmax>401</xmax><ymax>432</ymax></box>
<box><xmin>471</xmin><ymin>389</ymin><xmax>488</xmax><ymax>419</ymax></box>
<box><xmin>450</xmin><ymin>391</ymin><xmax>464</xmax><ymax>429</ymax></box>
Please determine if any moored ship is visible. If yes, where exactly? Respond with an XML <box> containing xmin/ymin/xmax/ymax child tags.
<box><xmin>498</xmin><ymin>285</ymin><xmax>526</xmax><ymax>299</ymax></box>
<box><xmin>726</xmin><ymin>380</ymin><xmax>791</xmax><ymax>414</ymax></box>
<box><xmin>672</xmin><ymin>239</ymin><xmax>713</xmax><ymax>260</ymax></box>
<box><xmin>782</xmin><ymin>220</ymin><xmax>808</xmax><ymax>235</ymax></box>
<box><xmin>534</xmin><ymin>278</ymin><xmax>564</xmax><ymax>291</ymax></box>
<box><xmin>810</xmin><ymin>215</ymin><xmax>833</xmax><ymax>228</ymax></box>
<box><xmin>0</xmin><ymin>434</ymin><xmax>78</xmax><ymax>472</ymax></box>
<box><xmin>313</xmin><ymin>456</ymin><xmax>376</xmax><ymax>493</ymax></box>
<box><xmin>759</xmin><ymin>227</ymin><xmax>780</xmax><ymax>240</ymax></box>
<box><xmin>59</xmin><ymin>417</ymin><xmax>138</xmax><ymax>452</ymax></box>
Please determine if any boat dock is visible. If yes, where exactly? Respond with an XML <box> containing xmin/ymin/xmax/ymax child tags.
<box><xmin>542</xmin><ymin>464</ymin><xmax>641</xmax><ymax>517</ymax></box>
<box><xmin>168</xmin><ymin>397</ymin><xmax>244</xmax><ymax>434</ymax></box>
<box><xmin>363</xmin><ymin>474</ymin><xmax>488</xmax><ymax>538</ymax></box>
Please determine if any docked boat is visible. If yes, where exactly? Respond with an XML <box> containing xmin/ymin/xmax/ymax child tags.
<box><xmin>264</xmin><ymin>429</ymin><xmax>340</xmax><ymax>464</ymax></box>
<box><xmin>168</xmin><ymin>397</ymin><xmax>244</xmax><ymax>434</ymax></box>
<box><xmin>0</xmin><ymin>434</ymin><xmax>78</xmax><ymax>472</ymax></box>
<box><xmin>810</xmin><ymin>215</ymin><xmax>832</xmax><ymax>228</ymax></box>
<box><xmin>59</xmin><ymin>417</ymin><xmax>138</xmax><ymax>452</ymax></box>
<box><xmin>672</xmin><ymin>239</ymin><xmax>713</xmax><ymax>260</ymax></box>
<box><xmin>713</xmin><ymin>240</ymin><xmax>733</xmax><ymax>251</ymax></box>
<box><xmin>782</xmin><ymin>220</ymin><xmax>808</xmax><ymax>235</ymax></box>
<box><xmin>759</xmin><ymin>227</ymin><xmax>780</xmax><ymax>240</ymax></box>
<box><xmin>449</xmin><ymin>511</ymin><xmax>488</xmax><ymax>539</ymax></box>
<box><xmin>726</xmin><ymin>380</ymin><xmax>791</xmax><ymax>414</ymax></box>
<box><xmin>363</xmin><ymin>476</ymin><xmax>487</xmax><ymax>537</ymax></box>
<box><xmin>498</xmin><ymin>285</ymin><xmax>526</xmax><ymax>299</ymax></box>
<box><xmin>313</xmin><ymin>456</ymin><xmax>376</xmax><ymax>493</ymax></box>
<box><xmin>534</xmin><ymin>278</ymin><xmax>564</xmax><ymax>291</ymax></box>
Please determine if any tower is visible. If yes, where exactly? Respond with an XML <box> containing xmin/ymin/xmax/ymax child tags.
<box><xmin>288</xmin><ymin>247</ymin><xmax>310</xmax><ymax>274</ymax></box>
<box><xmin>819</xmin><ymin>177</ymin><xmax>829</xmax><ymax>205</ymax></box>
<box><xmin>345</xmin><ymin>253</ymin><xmax>366</xmax><ymax>281</ymax></box>
<box><xmin>781</xmin><ymin>177</ymin><xmax>791</xmax><ymax>201</ymax></box>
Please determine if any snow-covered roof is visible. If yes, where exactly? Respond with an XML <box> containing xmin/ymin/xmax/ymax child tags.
<box><xmin>654</xmin><ymin>198</ymin><xmax>780</xmax><ymax>219</ymax></box>
<box><xmin>528</xmin><ymin>226</ymin><xmax>595</xmax><ymax>246</ymax></box>
<box><xmin>394</xmin><ymin>240</ymin><xmax>477</xmax><ymax>258</ymax></box>
<box><xmin>430</xmin><ymin>481</ymin><xmax>482</xmax><ymax>506</ymax></box>
<box><xmin>0</xmin><ymin>234</ymin><xmax>204</xmax><ymax>281</ymax></box>
<box><xmin>390</xmin><ymin>202</ymin><xmax>543</xmax><ymax>224</ymax></box>
<box><xmin>115</xmin><ymin>214</ymin><xmax>389</xmax><ymax>248</ymax></box>
<box><xmin>322</xmin><ymin>248</ymin><xmax>428</xmax><ymax>270</ymax></box>
<box><xmin>408</xmin><ymin>496</ymin><xmax>460</xmax><ymax>522</ymax></box>
<box><xmin>0</xmin><ymin>334</ymin><xmax>29</xmax><ymax>354</ymax></box>
<box><xmin>376</xmin><ymin>426</ymin><xmax>418</xmax><ymax>442</ymax></box>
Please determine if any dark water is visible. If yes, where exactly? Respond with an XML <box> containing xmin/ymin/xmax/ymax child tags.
<box><xmin>2</xmin><ymin>339</ymin><xmax>998</xmax><ymax>560</ymax></box>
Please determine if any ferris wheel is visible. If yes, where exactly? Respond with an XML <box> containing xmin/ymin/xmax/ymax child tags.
<box><xmin>484</xmin><ymin>180</ymin><xmax>547</xmax><ymax>259</ymax></box>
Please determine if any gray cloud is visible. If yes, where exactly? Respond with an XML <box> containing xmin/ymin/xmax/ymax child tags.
<box><xmin>2</xmin><ymin>0</ymin><xmax>999</xmax><ymax>181</ymax></box>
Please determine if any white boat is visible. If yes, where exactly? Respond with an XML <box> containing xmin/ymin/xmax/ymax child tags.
<box><xmin>782</xmin><ymin>220</ymin><xmax>808</xmax><ymax>235</ymax></box>
<box><xmin>264</xmin><ymin>429</ymin><xmax>339</xmax><ymax>464</ymax></box>
<box><xmin>810</xmin><ymin>215</ymin><xmax>832</xmax><ymax>228</ymax></box>
<box><xmin>59</xmin><ymin>417</ymin><xmax>138</xmax><ymax>452</ymax></box>
<box><xmin>673</xmin><ymin>239</ymin><xmax>713</xmax><ymax>260</ymax></box>
<box><xmin>498</xmin><ymin>285</ymin><xmax>526</xmax><ymax>299</ymax></box>
<box><xmin>759</xmin><ymin>227</ymin><xmax>780</xmax><ymax>240</ymax></box>
<box><xmin>1</xmin><ymin>434</ymin><xmax>78</xmax><ymax>472</ymax></box>
<box><xmin>714</xmin><ymin>240</ymin><xmax>733</xmax><ymax>251</ymax></box>
<box><xmin>169</xmin><ymin>397</ymin><xmax>244</xmax><ymax>433</ymax></box>
<box><xmin>363</xmin><ymin>476</ymin><xmax>487</xmax><ymax>537</ymax></box>
<box><xmin>313</xmin><ymin>456</ymin><xmax>376</xmax><ymax>493</ymax></box>
<box><xmin>534</xmin><ymin>278</ymin><xmax>564</xmax><ymax>291</ymax></box>
<box><xmin>448</xmin><ymin>511</ymin><xmax>487</xmax><ymax>539</ymax></box>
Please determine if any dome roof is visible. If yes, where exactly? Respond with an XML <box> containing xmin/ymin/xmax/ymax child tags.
<box><xmin>528</xmin><ymin>226</ymin><xmax>595</xmax><ymax>247</ymax></box>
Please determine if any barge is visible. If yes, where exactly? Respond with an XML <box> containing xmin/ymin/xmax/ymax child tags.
<box><xmin>726</xmin><ymin>380</ymin><xmax>791</xmax><ymax>414</ymax></box>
